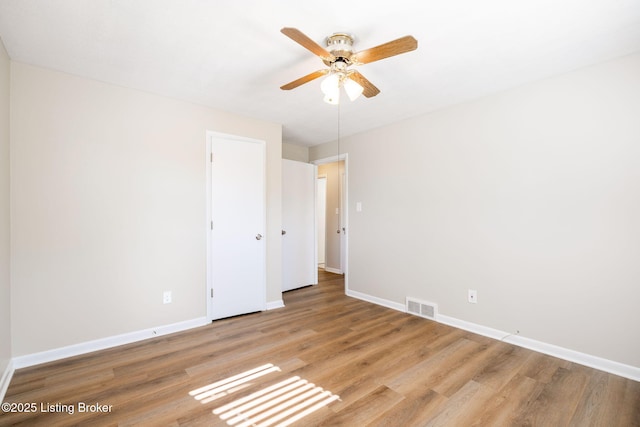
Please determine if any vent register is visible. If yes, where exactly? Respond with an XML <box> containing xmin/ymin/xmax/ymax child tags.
<box><xmin>406</xmin><ymin>297</ymin><xmax>438</xmax><ymax>320</ymax></box>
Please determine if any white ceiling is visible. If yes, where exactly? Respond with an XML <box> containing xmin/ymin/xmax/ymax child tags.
<box><xmin>1</xmin><ymin>0</ymin><xmax>639</xmax><ymax>147</ymax></box>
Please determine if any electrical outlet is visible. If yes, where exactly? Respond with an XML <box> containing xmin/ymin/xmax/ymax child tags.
<box><xmin>468</xmin><ymin>289</ymin><xmax>477</xmax><ymax>304</ymax></box>
<box><xmin>163</xmin><ymin>291</ymin><xmax>172</xmax><ymax>304</ymax></box>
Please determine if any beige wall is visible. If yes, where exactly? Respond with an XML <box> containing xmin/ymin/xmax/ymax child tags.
<box><xmin>10</xmin><ymin>62</ymin><xmax>282</xmax><ymax>356</ymax></box>
<box><xmin>311</xmin><ymin>53</ymin><xmax>640</xmax><ymax>368</ymax></box>
<box><xmin>282</xmin><ymin>142</ymin><xmax>309</xmax><ymax>162</ymax></box>
<box><xmin>0</xmin><ymin>39</ymin><xmax>11</xmax><ymax>375</ymax></box>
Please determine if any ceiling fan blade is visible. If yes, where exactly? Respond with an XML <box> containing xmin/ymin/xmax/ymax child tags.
<box><xmin>353</xmin><ymin>35</ymin><xmax>417</xmax><ymax>65</ymax></box>
<box><xmin>280</xmin><ymin>69</ymin><xmax>329</xmax><ymax>90</ymax></box>
<box><xmin>281</xmin><ymin>27</ymin><xmax>335</xmax><ymax>62</ymax></box>
<box><xmin>348</xmin><ymin>71</ymin><xmax>380</xmax><ymax>98</ymax></box>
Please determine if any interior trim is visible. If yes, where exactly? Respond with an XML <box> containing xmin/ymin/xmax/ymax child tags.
<box><xmin>0</xmin><ymin>359</ymin><xmax>14</xmax><ymax>402</ymax></box>
<box><xmin>12</xmin><ymin>317</ymin><xmax>208</xmax><ymax>370</ymax></box>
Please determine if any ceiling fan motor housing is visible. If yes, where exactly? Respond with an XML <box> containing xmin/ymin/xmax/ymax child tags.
<box><xmin>324</xmin><ymin>33</ymin><xmax>355</xmax><ymax>65</ymax></box>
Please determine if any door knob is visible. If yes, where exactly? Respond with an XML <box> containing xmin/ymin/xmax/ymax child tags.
<box><xmin>337</xmin><ymin>229</ymin><xmax>340</xmax><ymax>234</ymax></box>
<box><xmin>282</xmin><ymin>230</ymin><xmax>287</xmax><ymax>235</ymax></box>
<box><xmin>256</xmin><ymin>234</ymin><xmax>263</xmax><ymax>240</ymax></box>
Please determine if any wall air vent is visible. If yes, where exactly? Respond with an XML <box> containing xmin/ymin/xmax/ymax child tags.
<box><xmin>406</xmin><ymin>297</ymin><xmax>438</xmax><ymax>320</ymax></box>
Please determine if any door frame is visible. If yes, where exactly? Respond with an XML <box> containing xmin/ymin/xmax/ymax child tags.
<box><xmin>312</xmin><ymin>153</ymin><xmax>349</xmax><ymax>291</ymax></box>
<box><xmin>206</xmin><ymin>130</ymin><xmax>267</xmax><ymax>322</ymax></box>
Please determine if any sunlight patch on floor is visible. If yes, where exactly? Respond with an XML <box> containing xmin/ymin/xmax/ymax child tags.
<box><xmin>189</xmin><ymin>364</ymin><xmax>281</xmax><ymax>404</ymax></box>
<box><xmin>190</xmin><ymin>364</ymin><xmax>340</xmax><ymax>426</ymax></box>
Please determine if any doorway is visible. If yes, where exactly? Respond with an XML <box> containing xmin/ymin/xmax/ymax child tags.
<box><xmin>313</xmin><ymin>154</ymin><xmax>348</xmax><ymax>281</ymax></box>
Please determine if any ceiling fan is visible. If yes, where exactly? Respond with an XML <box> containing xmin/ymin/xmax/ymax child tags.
<box><xmin>280</xmin><ymin>27</ymin><xmax>418</xmax><ymax>104</ymax></box>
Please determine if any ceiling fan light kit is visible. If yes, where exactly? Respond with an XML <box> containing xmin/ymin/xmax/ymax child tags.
<box><xmin>343</xmin><ymin>78</ymin><xmax>364</xmax><ymax>101</ymax></box>
<box><xmin>320</xmin><ymin>58</ymin><xmax>364</xmax><ymax>104</ymax></box>
<box><xmin>280</xmin><ymin>27</ymin><xmax>417</xmax><ymax>105</ymax></box>
<box><xmin>321</xmin><ymin>72</ymin><xmax>342</xmax><ymax>104</ymax></box>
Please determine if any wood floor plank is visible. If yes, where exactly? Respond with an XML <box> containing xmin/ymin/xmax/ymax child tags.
<box><xmin>470</xmin><ymin>373</ymin><xmax>544</xmax><ymax>426</ymax></box>
<box><xmin>518</xmin><ymin>350</ymin><xmax>573</xmax><ymax>384</ymax></box>
<box><xmin>566</xmin><ymin>368</ymin><xmax>638</xmax><ymax>427</ymax></box>
<box><xmin>318</xmin><ymin>385</ymin><xmax>404</xmax><ymax>426</ymax></box>
<box><xmin>367</xmin><ymin>385</ymin><xmax>447</xmax><ymax>426</ymax></box>
<box><xmin>511</xmin><ymin>365</ymin><xmax>590</xmax><ymax>426</ymax></box>
<box><xmin>383</xmin><ymin>337</ymin><xmax>480</xmax><ymax>394</ymax></box>
<box><xmin>470</xmin><ymin>340</ymin><xmax>529</xmax><ymax>390</ymax></box>
<box><xmin>423</xmin><ymin>380</ymin><xmax>492</xmax><ymax>427</ymax></box>
<box><xmin>610</xmin><ymin>375</ymin><xmax>640</xmax><ymax>427</ymax></box>
<box><xmin>1</xmin><ymin>270</ymin><xmax>638</xmax><ymax>426</ymax></box>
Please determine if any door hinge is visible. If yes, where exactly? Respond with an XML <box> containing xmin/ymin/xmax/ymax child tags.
<box><xmin>210</xmin><ymin>220</ymin><xmax>213</xmax><ymax>230</ymax></box>
<box><xmin>210</xmin><ymin>153</ymin><xmax>213</xmax><ymax>163</ymax></box>
<box><xmin>210</xmin><ymin>288</ymin><xmax>214</xmax><ymax>298</ymax></box>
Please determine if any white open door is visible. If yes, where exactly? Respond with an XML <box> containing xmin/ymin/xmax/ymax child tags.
<box><xmin>339</xmin><ymin>170</ymin><xmax>347</xmax><ymax>274</ymax></box>
<box><xmin>208</xmin><ymin>133</ymin><xmax>266</xmax><ymax>320</ymax></box>
<box><xmin>317</xmin><ymin>176</ymin><xmax>327</xmax><ymax>268</ymax></box>
<box><xmin>282</xmin><ymin>159</ymin><xmax>317</xmax><ymax>291</ymax></box>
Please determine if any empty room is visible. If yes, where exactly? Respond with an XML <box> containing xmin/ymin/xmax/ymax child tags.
<box><xmin>1</xmin><ymin>1</ymin><xmax>639</xmax><ymax>425</ymax></box>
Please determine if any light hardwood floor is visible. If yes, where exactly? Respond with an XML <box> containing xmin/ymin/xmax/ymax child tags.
<box><xmin>2</xmin><ymin>271</ymin><xmax>639</xmax><ymax>426</ymax></box>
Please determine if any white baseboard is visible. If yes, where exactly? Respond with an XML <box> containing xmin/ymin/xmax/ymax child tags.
<box><xmin>266</xmin><ymin>299</ymin><xmax>285</xmax><ymax>310</ymax></box>
<box><xmin>347</xmin><ymin>289</ymin><xmax>405</xmax><ymax>312</ymax></box>
<box><xmin>323</xmin><ymin>267</ymin><xmax>343</xmax><ymax>275</ymax></box>
<box><xmin>436</xmin><ymin>314</ymin><xmax>507</xmax><ymax>341</ymax></box>
<box><xmin>347</xmin><ymin>290</ymin><xmax>640</xmax><ymax>382</ymax></box>
<box><xmin>12</xmin><ymin>317</ymin><xmax>209</xmax><ymax>370</ymax></box>
<box><xmin>0</xmin><ymin>359</ymin><xmax>15</xmax><ymax>402</ymax></box>
<box><xmin>436</xmin><ymin>314</ymin><xmax>640</xmax><ymax>382</ymax></box>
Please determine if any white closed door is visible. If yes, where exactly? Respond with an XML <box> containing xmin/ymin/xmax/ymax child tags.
<box><xmin>282</xmin><ymin>159</ymin><xmax>317</xmax><ymax>291</ymax></box>
<box><xmin>209</xmin><ymin>134</ymin><xmax>266</xmax><ymax>320</ymax></box>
